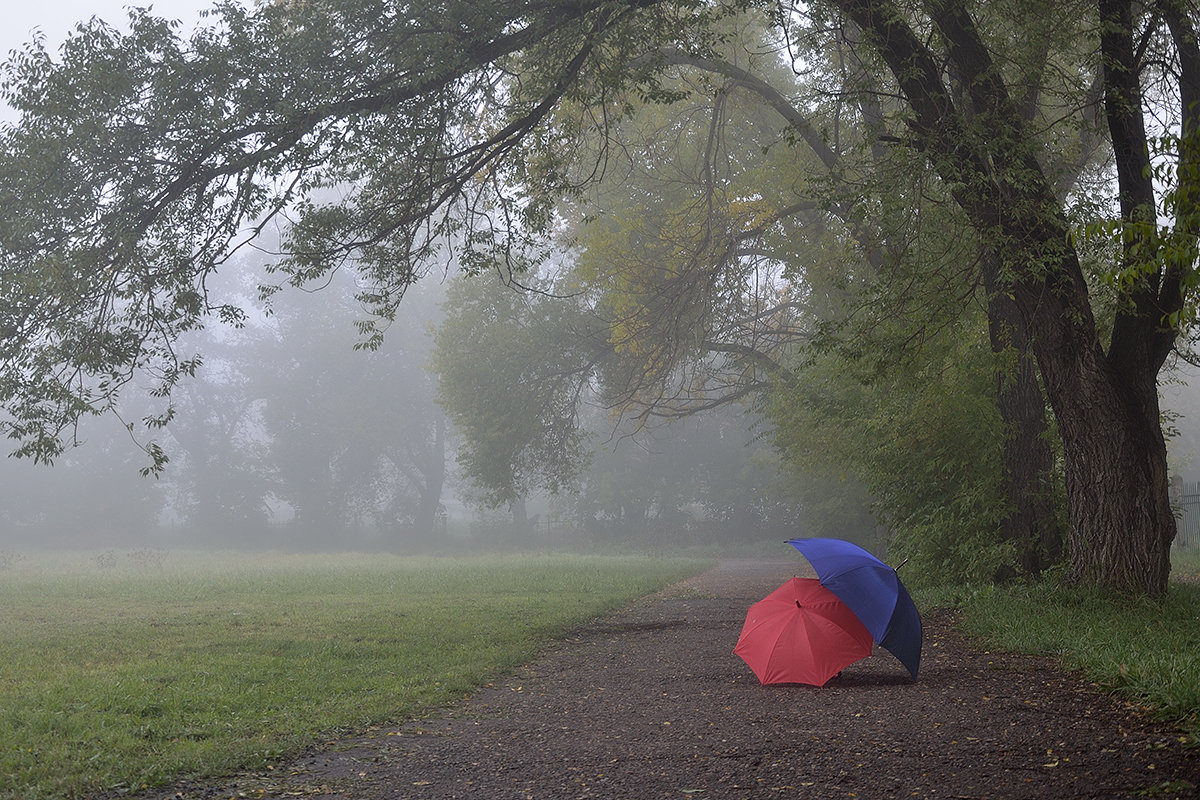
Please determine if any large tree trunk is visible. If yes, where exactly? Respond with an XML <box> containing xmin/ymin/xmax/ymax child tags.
<box><xmin>1010</xmin><ymin>241</ymin><xmax>1176</xmax><ymax>596</ymax></box>
<box><xmin>982</xmin><ymin>259</ymin><xmax>1063</xmax><ymax>577</ymax></box>
<box><xmin>1056</xmin><ymin>375</ymin><xmax>1173</xmax><ymax>593</ymax></box>
<box><xmin>1032</xmin><ymin>311</ymin><xmax>1171</xmax><ymax>594</ymax></box>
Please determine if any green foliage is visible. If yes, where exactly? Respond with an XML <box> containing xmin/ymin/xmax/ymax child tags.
<box><xmin>0</xmin><ymin>0</ymin><xmax>731</xmax><ymax>464</ymax></box>
<box><xmin>1074</xmin><ymin>128</ymin><xmax>1200</xmax><ymax>337</ymax></box>
<box><xmin>560</xmin><ymin>16</ymin><xmax>823</xmax><ymax>406</ymax></box>
<box><xmin>0</xmin><ymin>551</ymin><xmax>708</xmax><ymax>800</ymax></box>
<box><xmin>768</xmin><ymin>318</ymin><xmax>1020</xmax><ymax>586</ymax></box>
<box><xmin>431</xmin><ymin>272</ymin><xmax>605</xmax><ymax>506</ymax></box>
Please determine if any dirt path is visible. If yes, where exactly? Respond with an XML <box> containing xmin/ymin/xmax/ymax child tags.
<box><xmin>149</xmin><ymin>559</ymin><xmax>1200</xmax><ymax>800</ymax></box>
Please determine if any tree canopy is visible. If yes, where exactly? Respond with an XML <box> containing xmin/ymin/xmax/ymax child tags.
<box><xmin>2</xmin><ymin>0</ymin><xmax>1198</xmax><ymax>593</ymax></box>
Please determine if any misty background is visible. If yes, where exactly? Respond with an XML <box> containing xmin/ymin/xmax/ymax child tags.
<box><xmin>0</xmin><ymin>1</ymin><xmax>802</xmax><ymax>554</ymax></box>
<box><xmin>4</xmin><ymin>238</ymin><xmax>1200</xmax><ymax>554</ymax></box>
<box><xmin>4</xmin><ymin>1</ymin><xmax>1200</xmax><ymax>556</ymax></box>
<box><xmin>0</xmin><ymin>254</ymin><xmax>805</xmax><ymax>552</ymax></box>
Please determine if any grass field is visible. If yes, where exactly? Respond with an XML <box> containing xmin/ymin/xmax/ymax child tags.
<box><xmin>942</xmin><ymin>545</ymin><xmax>1200</xmax><ymax>744</ymax></box>
<box><xmin>0</xmin><ymin>551</ymin><xmax>710</xmax><ymax>800</ymax></box>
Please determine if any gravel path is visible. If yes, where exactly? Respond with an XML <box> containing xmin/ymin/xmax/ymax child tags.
<box><xmin>145</xmin><ymin>559</ymin><xmax>1200</xmax><ymax>800</ymax></box>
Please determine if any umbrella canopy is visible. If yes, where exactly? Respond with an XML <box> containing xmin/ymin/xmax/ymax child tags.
<box><xmin>734</xmin><ymin>577</ymin><xmax>874</xmax><ymax>686</ymax></box>
<box><xmin>786</xmin><ymin>537</ymin><xmax>923</xmax><ymax>680</ymax></box>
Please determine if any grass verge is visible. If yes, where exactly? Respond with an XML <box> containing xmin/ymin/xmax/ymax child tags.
<box><xmin>0</xmin><ymin>551</ymin><xmax>710</xmax><ymax>800</ymax></box>
<box><xmin>923</xmin><ymin>548</ymin><xmax>1200</xmax><ymax>745</ymax></box>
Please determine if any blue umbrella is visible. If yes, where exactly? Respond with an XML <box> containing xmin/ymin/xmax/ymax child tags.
<box><xmin>786</xmin><ymin>537</ymin><xmax>922</xmax><ymax>680</ymax></box>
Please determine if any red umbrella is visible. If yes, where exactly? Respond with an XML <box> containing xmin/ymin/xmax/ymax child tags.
<box><xmin>734</xmin><ymin>577</ymin><xmax>874</xmax><ymax>686</ymax></box>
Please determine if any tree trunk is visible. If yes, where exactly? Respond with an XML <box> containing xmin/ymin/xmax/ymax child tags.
<box><xmin>979</xmin><ymin>102</ymin><xmax>1178</xmax><ymax>596</ymax></box>
<box><xmin>510</xmin><ymin>495</ymin><xmax>529</xmax><ymax>530</ymax></box>
<box><xmin>1005</xmin><ymin>239</ymin><xmax>1175</xmax><ymax>594</ymax></box>
<box><xmin>982</xmin><ymin>266</ymin><xmax>1063</xmax><ymax>577</ymax></box>
<box><xmin>409</xmin><ymin>416</ymin><xmax>448</xmax><ymax>545</ymax></box>
<box><xmin>1034</xmin><ymin>326</ymin><xmax>1175</xmax><ymax>594</ymax></box>
<box><xmin>1062</xmin><ymin>415</ymin><xmax>1173</xmax><ymax>594</ymax></box>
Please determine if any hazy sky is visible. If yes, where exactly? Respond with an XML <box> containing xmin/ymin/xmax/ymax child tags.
<box><xmin>2</xmin><ymin>1</ymin><xmax>233</xmax><ymax>122</ymax></box>
<box><xmin>4</xmin><ymin>0</ymin><xmax>222</xmax><ymax>62</ymax></box>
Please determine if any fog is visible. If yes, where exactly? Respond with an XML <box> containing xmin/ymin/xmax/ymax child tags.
<box><xmin>6</xmin><ymin>2</ymin><xmax>1200</xmax><ymax>559</ymax></box>
<box><xmin>0</xmin><ymin>0</ymin><xmax>807</xmax><ymax>554</ymax></box>
<box><xmin>4</xmin><ymin>229</ymin><xmax>1200</xmax><ymax>553</ymax></box>
<box><xmin>0</xmin><ymin>250</ymin><xmax>805</xmax><ymax>554</ymax></box>
<box><xmin>1163</xmin><ymin>363</ymin><xmax>1200</xmax><ymax>485</ymax></box>
<box><xmin>8</xmin><ymin>275</ymin><xmax>1200</xmax><ymax>555</ymax></box>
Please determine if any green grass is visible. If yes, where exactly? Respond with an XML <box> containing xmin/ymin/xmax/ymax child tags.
<box><xmin>935</xmin><ymin>551</ymin><xmax>1200</xmax><ymax>744</ymax></box>
<box><xmin>0</xmin><ymin>551</ymin><xmax>710</xmax><ymax>800</ymax></box>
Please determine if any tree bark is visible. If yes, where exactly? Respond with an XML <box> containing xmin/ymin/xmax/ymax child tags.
<box><xmin>1051</xmin><ymin>364</ymin><xmax>1173</xmax><ymax>593</ymax></box>
<box><xmin>981</xmin><ymin>253</ymin><xmax>1063</xmax><ymax>577</ymax></box>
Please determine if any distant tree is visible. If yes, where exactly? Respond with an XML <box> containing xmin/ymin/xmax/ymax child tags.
<box><xmin>256</xmin><ymin>276</ymin><xmax>450</xmax><ymax>548</ymax></box>
<box><xmin>163</xmin><ymin>354</ymin><xmax>276</xmax><ymax>542</ymax></box>
<box><xmin>431</xmin><ymin>271</ymin><xmax>603</xmax><ymax>511</ymax></box>
<box><xmin>432</xmin><ymin>269</ymin><xmax>801</xmax><ymax>543</ymax></box>
<box><xmin>130</xmin><ymin>262</ymin><xmax>453</xmax><ymax>549</ymax></box>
